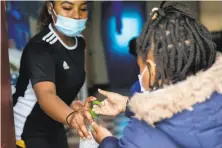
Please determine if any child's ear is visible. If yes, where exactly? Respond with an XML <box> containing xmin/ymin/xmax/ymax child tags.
<box><xmin>146</xmin><ymin>59</ymin><xmax>156</xmax><ymax>77</ymax></box>
<box><xmin>146</xmin><ymin>59</ymin><xmax>156</xmax><ymax>68</ymax></box>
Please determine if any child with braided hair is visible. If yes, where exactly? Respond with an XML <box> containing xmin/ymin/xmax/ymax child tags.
<box><xmin>91</xmin><ymin>2</ymin><xmax>222</xmax><ymax>148</ymax></box>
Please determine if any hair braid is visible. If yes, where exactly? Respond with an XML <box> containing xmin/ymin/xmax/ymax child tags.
<box><xmin>137</xmin><ymin>1</ymin><xmax>217</xmax><ymax>89</ymax></box>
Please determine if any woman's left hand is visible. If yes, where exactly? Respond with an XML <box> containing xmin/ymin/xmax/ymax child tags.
<box><xmin>68</xmin><ymin>97</ymin><xmax>97</xmax><ymax>139</ymax></box>
<box><xmin>71</xmin><ymin>100</ymin><xmax>84</xmax><ymax>111</ymax></box>
<box><xmin>91</xmin><ymin>122</ymin><xmax>113</xmax><ymax>144</ymax></box>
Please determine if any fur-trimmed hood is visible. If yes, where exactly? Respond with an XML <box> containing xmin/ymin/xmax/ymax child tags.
<box><xmin>129</xmin><ymin>53</ymin><xmax>222</xmax><ymax>127</ymax></box>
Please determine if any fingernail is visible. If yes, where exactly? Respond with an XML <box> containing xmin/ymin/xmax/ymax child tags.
<box><xmin>87</xmin><ymin>135</ymin><xmax>91</xmax><ymax>139</ymax></box>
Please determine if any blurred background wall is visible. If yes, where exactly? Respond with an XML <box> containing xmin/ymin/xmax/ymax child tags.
<box><xmin>5</xmin><ymin>1</ymin><xmax>222</xmax><ymax>147</ymax></box>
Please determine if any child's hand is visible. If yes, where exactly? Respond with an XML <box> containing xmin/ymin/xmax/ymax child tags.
<box><xmin>91</xmin><ymin>122</ymin><xmax>113</xmax><ymax>143</ymax></box>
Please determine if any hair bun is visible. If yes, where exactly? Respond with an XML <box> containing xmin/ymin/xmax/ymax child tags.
<box><xmin>160</xmin><ymin>1</ymin><xmax>195</xmax><ymax>20</ymax></box>
<box><xmin>150</xmin><ymin>7</ymin><xmax>166</xmax><ymax>21</ymax></box>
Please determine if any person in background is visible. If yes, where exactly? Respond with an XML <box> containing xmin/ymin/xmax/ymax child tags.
<box><xmin>13</xmin><ymin>1</ymin><xmax>95</xmax><ymax>148</ymax></box>
<box><xmin>128</xmin><ymin>37</ymin><xmax>141</xmax><ymax>96</ymax></box>
<box><xmin>92</xmin><ymin>2</ymin><xmax>222</xmax><ymax>148</ymax></box>
<box><xmin>126</xmin><ymin>37</ymin><xmax>141</xmax><ymax>118</ymax></box>
<box><xmin>128</xmin><ymin>37</ymin><xmax>137</xmax><ymax>57</ymax></box>
<box><xmin>6</xmin><ymin>1</ymin><xmax>31</xmax><ymax>50</ymax></box>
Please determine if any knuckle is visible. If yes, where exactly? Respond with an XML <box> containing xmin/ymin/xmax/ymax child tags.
<box><xmin>78</xmin><ymin>132</ymin><xmax>83</xmax><ymax>137</ymax></box>
<box><xmin>80</xmin><ymin>125</ymin><xmax>86</xmax><ymax>130</ymax></box>
<box><xmin>83</xmin><ymin>111</ymin><xmax>90</xmax><ymax>117</ymax></box>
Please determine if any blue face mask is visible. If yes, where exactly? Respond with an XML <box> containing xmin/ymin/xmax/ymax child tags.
<box><xmin>52</xmin><ymin>9</ymin><xmax>87</xmax><ymax>37</ymax></box>
<box><xmin>138</xmin><ymin>66</ymin><xmax>147</xmax><ymax>92</ymax></box>
<box><xmin>138</xmin><ymin>60</ymin><xmax>156</xmax><ymax>92</ymax></box>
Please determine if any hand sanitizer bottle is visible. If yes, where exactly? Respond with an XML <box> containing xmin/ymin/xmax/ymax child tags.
<box><xmin>79</xmin><ymin>101</ymin><xmax>101</xmax><ymax>148</ymax></box>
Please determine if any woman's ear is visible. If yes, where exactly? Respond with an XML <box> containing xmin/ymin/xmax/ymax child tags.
<box><xmin>47</xmin><ymin>2</ymin><xmax>56</xmax><ymax>24</ymax></box>
<box><xmin>47</xmin><ymin>2</ymin><xmax>53</xmax><ymax>15</ymax></box>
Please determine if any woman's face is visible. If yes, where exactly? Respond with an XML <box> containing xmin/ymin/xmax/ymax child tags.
<box><xmin>50</xmin><ymin>0</ymin><xmax>88</xmax><ymax>20</ymax></box>
<box><xmin>137</xmin><ymin>51</ymin><xmax>156</xmax><ymax>91</ymax></box>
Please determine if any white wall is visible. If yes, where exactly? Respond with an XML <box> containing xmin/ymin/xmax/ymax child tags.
<box><xmin>89</xmin><ymin>1</ymin><xmax>109</xmax><ymax>85</ymax></box>
<box><xmin>200</xmin><ymin>1</ymin><xmax>222</xmax><ymax>31</ymax></box>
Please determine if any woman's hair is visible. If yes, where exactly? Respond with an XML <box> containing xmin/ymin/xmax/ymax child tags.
<box><xmin>38</xmin><ymin>1</ymin><xmax>54</xmax><ymax>30</ymax></box>
<box><xmin>37</xmin><ymin>1</ymin><xmax>92</xmax><ymax>30</ymax></box>
<box><xmin>137</xmin><ymin>1</ymin><xmax>217</xmax><ymax>89</ymax></box>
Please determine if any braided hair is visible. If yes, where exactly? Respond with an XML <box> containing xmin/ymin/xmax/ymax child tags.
<box><xmin>137</xmin><ymin>1</ymin><xmax>217</xmax><ymax>90</ymax></box>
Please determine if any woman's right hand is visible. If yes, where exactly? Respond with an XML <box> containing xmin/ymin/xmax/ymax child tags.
<box><xmin>92</xmin><ymin>89</ymin><xmax>128</xmax><ymax>117</ymax></box>
<box><xmin>67</xmin><ymin>97</ymin><xmax>96</xmax><ymax>139</ymax></box>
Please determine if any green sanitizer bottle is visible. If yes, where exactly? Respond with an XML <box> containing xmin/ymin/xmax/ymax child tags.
<box><xmin>79</xmin><ymin>101</ymin><xmax>101</xmax><ymax>148</ymax></box>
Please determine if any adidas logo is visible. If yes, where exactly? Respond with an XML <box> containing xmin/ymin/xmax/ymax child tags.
<box><xmin>63</xmin><ymin>61</ymin><xmax>70</xmax><ymax>70</ymax></box>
